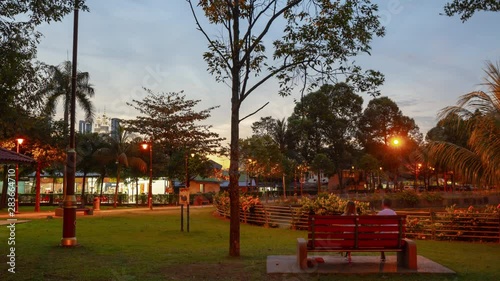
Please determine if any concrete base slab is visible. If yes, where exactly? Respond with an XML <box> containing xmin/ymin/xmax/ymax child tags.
<box><xmin>267</xmin><ymin>255</ymin><xmax>456</xmax><ymax>275</ymax></box>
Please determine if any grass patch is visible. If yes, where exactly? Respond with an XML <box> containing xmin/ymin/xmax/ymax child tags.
<box><xmin>0</xmin><ymin>207</ymin><xmax>499</xmax><ymax>280</ymax></box>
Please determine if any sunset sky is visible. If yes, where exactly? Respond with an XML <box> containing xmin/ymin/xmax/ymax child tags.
<box><xmin>36</xmin><ymin>0</ymin><xmax>500</xmax><ymax>145</ymax></box>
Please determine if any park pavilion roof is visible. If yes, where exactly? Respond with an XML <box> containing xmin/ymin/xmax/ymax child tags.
<box><xmin>0</xmin><ymin>147</ymin><xmax>36</xmax><ymax>164</ymax></box>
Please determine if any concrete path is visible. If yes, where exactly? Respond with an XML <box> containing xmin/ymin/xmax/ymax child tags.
<box><xmin>0</xmin><ymin>219</ymin><xmax>30</xmax><ymax>225</ymax></box>
<box><xmin>0</xmin><ymin>205</ymin><xmax>211</xmax><ymax>221</ymax></box>
<box><xmin>267</xmin><ymin>255</ymin><xmax>456</xmax><ymax>275</ymax></box>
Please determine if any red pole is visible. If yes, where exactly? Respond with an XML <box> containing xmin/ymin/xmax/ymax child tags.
<box><xmin>15</xmin><ymin>153</ymin><xmax>19</xmax><ymax>214</ymax></box>
<box><xmin>148</xmin><ymin>145</ymin><xmax>153</xmax><ymax>210</ymax></box>
<box><xmin>61</xmin><ymin>1</ymin><xmax>79</xmax><ymax>247</ymax></box>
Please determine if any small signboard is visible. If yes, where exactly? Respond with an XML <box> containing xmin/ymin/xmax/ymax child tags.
<box><xmin>179</xmin><ymin>188</ymin><xmax>190</xmax><ymax>206</ymax></box>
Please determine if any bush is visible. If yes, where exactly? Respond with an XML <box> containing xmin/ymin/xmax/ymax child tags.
<box><xmin>420</xmin><ymin>191</ymin><xmax>443</xmax><ymax>202</ymax></box>
<box><xmin>297</xmin><ymin>193</ymin><xmax>371</xmax><ymax>215</ymax></box>
<box><xmin>396</xmin><ymin>189</ymin><xmax>419</xmax><ymax>207</ymax></box>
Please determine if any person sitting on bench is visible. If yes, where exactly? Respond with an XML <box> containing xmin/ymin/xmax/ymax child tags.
<box><xmin>377</xmin><ymin>198</ymin><xmax>396</xmax><ymax>262</ymax></box>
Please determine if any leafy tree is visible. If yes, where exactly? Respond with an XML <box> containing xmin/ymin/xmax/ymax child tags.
<box><xmin>42</xmin><ymin>61</ymin><xmax>95</xmax><ymax>136</ymax></box>
<box><xmin>443</xmin><ymin>0</ymin><xmax>500</xmax><ymax>22</ymax></box>
<box><xmin>88</xmin><ymin>127</ymin><xmax>147</xmax><ymax>208</ymax></box>
<box><xmin>357</xmin><ymin>96</ymin><xmax>422</xmax><ymax>187</ymax></box>
<box><xmin>126</xmin><ymin>89</ymin><xmax>224</xmax><ymax>182</ymax></box>
<box><xmin>252</xmin><ymin>117</ymin><xmax>290</xmax><ymax>154</ymax></box>
<box><xmin>0</xmin><ymin>1</ymin><xmax>88</xmax><ymax>140</ymax></box>
<box><xmin>358</xmin><ymin>153</ymin><xmax>381</xmax><ymax>190</ymax></box>
<box><xmin>188</xmin><ymin>0</ymin><xmax>385</xmax><ymax>256</ymax></box>
<box><xmin>427</xmin><ymin>61</ymin><xmax>500</xmax><ymax>186</ymax></box>
<box><xmin>75</xmin><ymin>132</ymin><xmax>108</xmax><ymax>206</ymax></box>
<box><xmin>358</xmin><ymin>97</ymin><xmax>421</xmax><ymax>155</ymax></box>
<box><xmin>288</xmin><ymin>83</ymin><xmax>364</xmax><ymax>188</ymax></box>
<box><xmin>240</xmin><ymin>135</ymin><xmax>283</xmax><ymax>182</ymax></box>
<box><xmin>310</xmin><ymin>153</ymin><xmax>334</xmax><ymax>192</ymax></box>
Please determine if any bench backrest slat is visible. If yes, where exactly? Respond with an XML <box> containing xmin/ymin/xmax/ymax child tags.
<box><xmin>306</xmin><ymin>215</ymin><xmax>406</xmax><ymax>251</ymax></box>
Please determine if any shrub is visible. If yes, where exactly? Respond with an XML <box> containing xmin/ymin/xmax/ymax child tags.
<box><xmin>420</xmin><ymin>191</ymin><xmax>443</xmax><ymax>202</ymax></box>
<box><xmin>297</xmin><ymin>193</ymin><xmax>370</xmax><ymax>215</ymax></box>
<box><xmin>213</xmin><ymin>191</ymin><xmax>262</xmax><ymax>214</ymax></box>
<box><xmin>396</xmin><ymin>189</ymin><xmax>419</xmax><ymax>207</ymax></box>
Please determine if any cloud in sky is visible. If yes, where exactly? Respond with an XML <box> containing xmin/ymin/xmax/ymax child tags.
<box><xmin>36</xmin><ymin>0</ymin><xmax>500</xmax><ymax>141</ymax></box>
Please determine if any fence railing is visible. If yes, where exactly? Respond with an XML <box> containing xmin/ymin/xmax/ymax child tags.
<box><xmin>215</xmin><ymin>204</ymin><xmax>500</xmax><ymax>243</ymax></box>
<box><xmin>399</xmin><ymin>210</ymin><xmax>500</xmax><ymax>242</ymax></box>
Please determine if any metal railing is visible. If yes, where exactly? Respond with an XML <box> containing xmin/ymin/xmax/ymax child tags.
<box><xmin>215</xmin><ymin>204</ymin><xmax>500</xmax><ymax>243</ymax></box>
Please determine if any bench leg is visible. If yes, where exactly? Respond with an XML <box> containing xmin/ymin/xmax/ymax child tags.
<box><xmin>397</xmin><ymin>238</ymin><xmax>417</xmax><ymax>270</ymax></box>
<box><xmin>296</xmin><ymin>238</ymin><xmax>308</xmax><ymax>269</ymax></box>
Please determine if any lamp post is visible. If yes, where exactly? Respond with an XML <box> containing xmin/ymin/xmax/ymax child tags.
<box><xmin>391</xmin><ymin>137</ymin><xmax>401</xmax><ymax>191</ymax></box>
<box><xmin>61</xmin><ymin>0</ymin><xmax>79</xmax><ymax>247</ymax></box>
<box><xmin>141</xmin><ymin>142</ymin><xmax>153</xmax><ymax>210</ymax></box>
<box><xmin>378</xmin><ymin>167</ymin><xmax>382</xmax><ymax>189</ymax></box>
<box><xmin>15</xmin><ymin>138</ymin><xmax>24</xmax><ymax>214</ymax></box>
<box><xmin>414</xmin><ymin>163</ymin><xmax>422</xmax><ymax>191</ymax></box>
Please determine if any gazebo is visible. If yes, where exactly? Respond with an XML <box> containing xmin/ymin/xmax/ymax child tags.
<box><xmin>0</xmin><ymin>147</ymin><xmax>40</xmax><ymax>211</ymax></box>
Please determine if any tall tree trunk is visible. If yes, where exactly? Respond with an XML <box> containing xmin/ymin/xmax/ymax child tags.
<box><xmin>99</xmin><ymin>167</ymin><xmax>105</xmax><ymax>199</ymax></box>
<box><xmin>135</xmin><ymin>178</ymin><xmax>139</xmax><ymax>206</ymax></box>
<box><xmin>228</xmin><ymin>1</ymin><xmax>241</xmax><ymax>258</ymax></box>
<box><xmin>114</xmin><ymin>164</ymin><xmax>121</xmax><ymax>208</ymax></box>
<box><xmin>81</xmin><ymin>171</ymin><xmax>87</xmax><ymax>207</ymax></box>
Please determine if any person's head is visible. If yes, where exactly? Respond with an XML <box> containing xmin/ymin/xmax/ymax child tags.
<box><xmin>345</xmin><ymin>201</ymin><xmax>356</xmax><ymax>215</ymax></box>
<box><xmin>382</xmin><ymin>198</ymin><xmax>392</xmax><ymax>209</ymax></box>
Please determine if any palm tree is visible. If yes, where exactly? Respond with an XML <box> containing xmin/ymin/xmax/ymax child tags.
<box><xmin>43</xmin><ymin>60</ymin><xmax>95</xmax><ymax>135</ymax></box>
<box><xmin>427</xmin><ymin>61</ymin><xmax>500</xmax><ymax>186</ymax></box>
<box><xmin>76</xmin><ymin>132</ymin><xmax>108</xmax><ymax>207</ymax></box>
<box><xmin>108</xmin><ymin>126</ymin><xmax>146</xmax><ymax>208</ymax></box>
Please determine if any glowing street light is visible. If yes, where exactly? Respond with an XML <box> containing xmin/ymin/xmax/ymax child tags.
<box><xmin>390</xmin><ymin>137</ymin><xmax>402</xmax><ymax>190</ymax></box>
<box><xmin>414</xmin><ymin>163</ymin><xmax>422</xmax><ymax>191</ymax></box>
<box><xmin>141</xmin><ymin>141</ymin><xmax>153</xmax><ymax>210</ymax></box>
<box><xmin>15</xmin><ymin>138</ymin><xmax>24</xmax><ymax>214</ymax></box>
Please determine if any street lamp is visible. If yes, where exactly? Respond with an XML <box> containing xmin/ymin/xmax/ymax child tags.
<box><xmin>141</xmin><ymin>142</ymin><xmax>153</xmax><ymax>210</ymax></box>
<box><xmin>61</xmin><ymin>0</ymin><xmax>79</xmax><ymax>247</ymax></box>
<box><xmin>391</xmin><ymin>137</ymin><xmax>402</xmax><ymax>190</ymax></box>
<box><xmin>414</xmin><ymin>163</ymin><xmax>422</xmax><ymax>191</ymax></box>
<box><xmin>15</xmin><ymin>138</ymin><xmax>24</xmax><ymax>214</ymax></box>
<box><xmin>378</xmin><ymin>167</ymin><xmax>382</xmax><ymax>189</ymax></box>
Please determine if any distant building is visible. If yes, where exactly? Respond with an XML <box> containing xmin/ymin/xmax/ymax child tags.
<box><xmin>110</xmin><ymin>118</ymin><xmax>121</xmax><ymax>140</ymax></box>
<box><xmin>78</xmin><ymin>120</ymin><xmax>93</xmax><ymax>134</ymax></box>
<box><xmin>94</xmin><ymin>112</ymin><xmax>110</xmax><ymax>135</ymax></box>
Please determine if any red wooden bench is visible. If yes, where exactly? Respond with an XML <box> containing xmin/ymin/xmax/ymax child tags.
<box><xmin>297</xmin><ymin>215</ymin><xmax>417</xmax><ymax>270</ymax></box>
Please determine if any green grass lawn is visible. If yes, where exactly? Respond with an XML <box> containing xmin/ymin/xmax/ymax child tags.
<box><xmin>1</xmin><ymin>207</ymin><xmax>499</xmax><ymax>281</ymax></box>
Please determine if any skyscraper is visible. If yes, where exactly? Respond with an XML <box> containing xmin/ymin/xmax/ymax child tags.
<box><xmin>78</xmin><ymin>120</ymin><xmax>93</xmax><ymax>134</ymax></box>
<box><xmin>111</xmin><ymin>118</ymin><xmax>121</xmax><ymax>140</ymax></box>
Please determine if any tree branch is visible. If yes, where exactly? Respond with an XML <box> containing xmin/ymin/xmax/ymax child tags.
<box><xmin>239</xmin><ymin>101</ymin><xmax>269</xmax><ymax>123</ymax></box>
<box><xmin>187</xmin><ymin>0</ymin><xmax>232</xmax><ymax>71</ymax></box>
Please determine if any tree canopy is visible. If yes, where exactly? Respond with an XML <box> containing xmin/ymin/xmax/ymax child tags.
<box><xmin>443</xmin><ymin>0</ymin><xmax>500</xmax><ymax>21</ymax></box>
<box><xmin>427</xmin><ymin>61</ymin><xmax>500</xmax><ymax>186</ymax></box>
<box><xmin>188</xmin><ymin>0</ymin><xmax>386</xmax><ymax>256</ymax></box>
<box><xmin>0</xmin><ymin>1</ymin><xmax>88</xmax><ymax>140</ymax></box>
<box><xmin>126</xmin><ymin>88</ymin><xmax>224</xmax><ymax>158</ymax></box>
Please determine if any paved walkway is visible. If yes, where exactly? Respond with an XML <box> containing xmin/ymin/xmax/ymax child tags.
<box><xmin>267</xmin><ymin>255</ymin><xmax>456</xmax><ymax>275</ymax></box>
<box><xmin>0</xmin><ymin>205</ymin><xmax>212</xmax><ymax>221</ymax></box>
